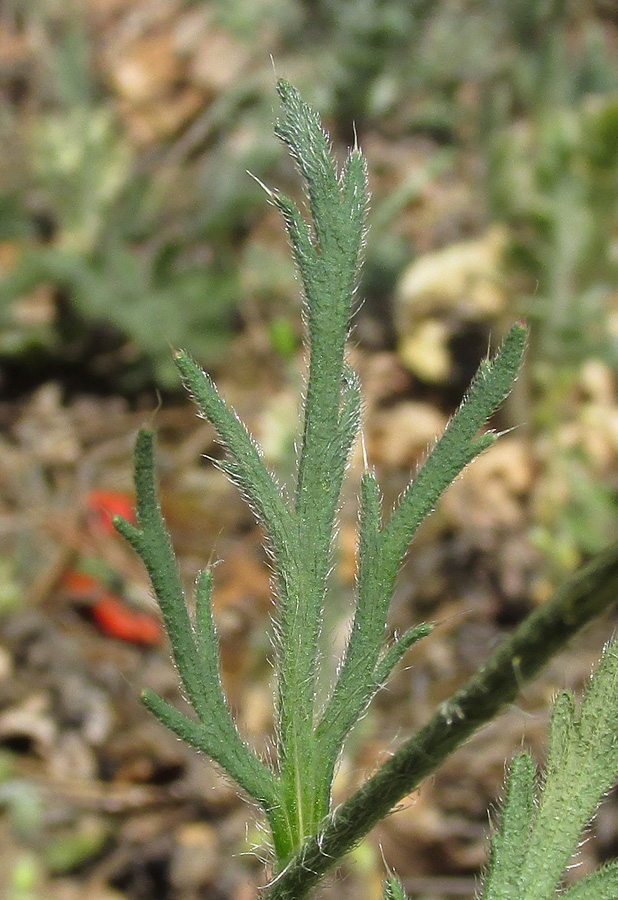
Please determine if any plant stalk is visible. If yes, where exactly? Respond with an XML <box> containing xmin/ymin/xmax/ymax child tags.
<box><xmin>266</xmin><ymin>542</ymin><xmax>618</xmax><ymax>899</ymax></box>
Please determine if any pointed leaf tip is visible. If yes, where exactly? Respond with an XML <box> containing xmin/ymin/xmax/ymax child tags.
<box><xmin>276</xmin><ymin>78</ymin><xmax>294</xmax><ymax>101</ymax></box>
<box><xmin>383</xmin><ymin>875</ymin><xmax>408</xmax><ymax>900</ymax></box>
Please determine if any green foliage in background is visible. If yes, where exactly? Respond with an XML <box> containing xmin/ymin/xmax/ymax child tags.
<box><xmin>2</xmin><ymin>1</ymin><xmax>616</xmax><ymax>402</ymax></box>
<box><xmin>116</xmin><ymin>81</ymin><xmax>618</xmax><ymax>899</ymax></box>
<box><xmin>484</xmin><ymin>5</ymin><xmax>618</xmax><ymax>366</ymax></box>
<box><xmin>482</xmin><ymin>4</ymin><xmax>618</xmax><ymax>571</ymax></box>
<box><xmin>0</xmin><ymin>13</ymin><xmax>282</xmax><ymax>388</ymax></box>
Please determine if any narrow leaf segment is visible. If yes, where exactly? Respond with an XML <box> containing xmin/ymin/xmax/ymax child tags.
<box><xmin>483</xmin><ymin>638</ymin><xmax>618</xmax><ymax>900</ymax></box>
<box><xmin>114</xmin><ymin>430</ymin><xmax>287</xmax><ymax>851</ymax></box>
<box><xmin>314</xmin><ymin>323</ymin><xmax>526</xmax><ymax>813</ymax></box>
<box><xmin>383</xmin><ymin>876</ymin><xmax>408</xmax><ymax>900</ymax></box>
<box><xmin>271</xmin><ymin>79</ymin><xmax>368</xmax><ymax>844</ymax></box>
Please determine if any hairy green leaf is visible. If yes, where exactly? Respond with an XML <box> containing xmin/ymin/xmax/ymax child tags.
<box><xmin>382</xmin><ymin>875</ymin><xmax>408</xmax><ymax>900</ymax></box>
<box><xmin>115</xmin><ymin>81</ymin><xmax>618</xmax><ymax>900</ymax></box>
<box><xmin>561</xmin><ymin>862</ymin><xmax>618</xmax><ymax>900</ymax></box>
<box><xmin>483</xmin><ymin>753</ymin><xmax>535</xmax><ymax>900</ymax></box>
<box><xmin>114</xmin><ymin>430</ymin><xmax>279</xmax><ymax>821</ymax></box>
<box><xmin>482</xmin><ymin>639</ymin><xmax>618</xmax><ymax>900</ymax></box>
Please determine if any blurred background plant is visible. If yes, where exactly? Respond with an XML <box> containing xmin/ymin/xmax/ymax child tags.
<box><xmin>0</xmin><ymin>2</ymin><xmax>295</xmax><ymax>390</ymax></box>
<box><xmin>480</xmin><ymin>0</ymin><xmax>618</xmax><ymax>579</ymax></box>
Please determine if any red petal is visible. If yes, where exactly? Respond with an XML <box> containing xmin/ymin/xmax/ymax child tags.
<box><xmin>87</xmin><ymin>490</ymin><xmax>136</xmax><ymax>536</ymax></box>
<box><xmin>91</xmin><ymin>595</ymin><xmax>162</xmax><ymax>647</ymax></box>
<box><xmin>61</xmin><ymin>569</ymin><xmax>100</xmax><ymax>597</ymax></box>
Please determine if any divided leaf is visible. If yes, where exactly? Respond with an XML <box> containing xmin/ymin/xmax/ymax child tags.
<box><xmin>482</xmin><ymin>639</ymin><xmax>618</xmax><ymax>900</ymax></box>
<box><xmin>272</xmin><ymin>80</ymin><xmax>369</xmax><ymax>839</ymax></box>
<box><xmin>114</xmin><ymin>430</ymin><xmax>278</xmax><ymax>815</ymax></box>
<box><xmin>483</xmin><ymin>753</ymin><xmax>535</xmax><ymax>900</ymax></box>
<box><xmin>173</xmin><ymin>350</ymin><xmax>297</xmax><ymax>587</ymax></box>
<box><xmin>114</xmin><ymin>82</ymin><xmax>615</xmax><ymax>900</ymax></box>
<box><xmin>372</xmin><ymin>624</ymin><xmax>434</xmax><ymax>689</ymax></box>
<box><xmin>315</xmin><ymin>323</ymin><xmax>527</xmax><ymax>804</ymax></box>
<box><xmin>380</xmin><ymin>323</ymin><xmax>527</xmax><ymax>583</ymax></box>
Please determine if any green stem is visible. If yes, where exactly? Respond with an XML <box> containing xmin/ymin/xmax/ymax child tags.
<box><xmin>266</xmin><ymin>542</ymin><xmax>618</xmax><ymax>900</ymax></box>
<box><xmin>273</xmin><ymin>81</ymin><xmax>367</xmax><ymax>844</ymax></box>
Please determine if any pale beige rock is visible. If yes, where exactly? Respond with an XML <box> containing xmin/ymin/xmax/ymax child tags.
<box><xmin>174</xmin><ymin>7</ymin><xmax>211</xmax><ymax>56</ymax></box>
<box><xmin>49</xmin><ymin>732</ymin><xmax>98</xmax><ymax>782</ymax></box>
<box><xmin>396</xmin><ymin>227</ymin><xmax>507</xmax><ymax>320</ymax></box>
<box><xmin>387</xmin><ymin>784</ymin><xmax>445</xmax><ymax>842</ymax></box>
<box><xmin>0</xmin><ymin>694</ymin><xmax>56</xmax><ymax>755</ymax></box>
<box><xmin>443</xmin><ymin>437</ymin><xmax>533</xmax><ymax>531</ymax></box>
<box><xmin>355</xmin><ymin>351</ymin><xmax>411</xmax><ymax>408</ymax></box>
<box><xmin>109</xmin><ymin>30</ymin><xmax>180</xmax><ymax>103</ymax></box>
<box><xmin>16</xmin><ymin>385</ymin><xmax>80</xmax><ymax>466</ymax></box>
<box><xmin>368</xmin><ymin>401</ymin><xmax>446</xmax><ymax>468</ymax></box>
<box><xmin>170</xmin><ymin>822</ymin><xmax>220</xmax><ymax>889</ymax></box>
<box><xmin>190</xmin><ymin>28</ymin><xmax>248</xmax><ymax>95</ymax></box>
<box><xmin>398</xmin><ymin>318</ymin><xmax>451</xmax><ymax>383</ymax></box>
<box><xmin>12</xmin><ymin>285</ymin><xmax>55</xmax><ymax>328</ymax></box>
<box><xmin>581</xmin><ymin>358</ymin><xmax>616</xmax><ymax>405</ymax></box>
<box><xmin>237</xmin><ymin>683</ymin><xmax>273</xmax><ymax>738</ymax></box>
<box><xmin>119</xmin><ymin>87</ymin><xmax>202</xmax><ymax>144</ymax></box>
<box><xmin>394</xmin><ymin>227</ymin><xmax>508</xmax><ymax>381</ymax></box>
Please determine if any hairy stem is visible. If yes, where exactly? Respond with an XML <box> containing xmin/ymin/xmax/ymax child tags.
<box><xmin>266</xmin><ymin>542</ymin><xmax>618</xmax><ymax>899</ymax></box>
<box><xmin>273</xmin><ymin>80</ymin><xmax>367</xmax><ymax>843</ymax></box>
